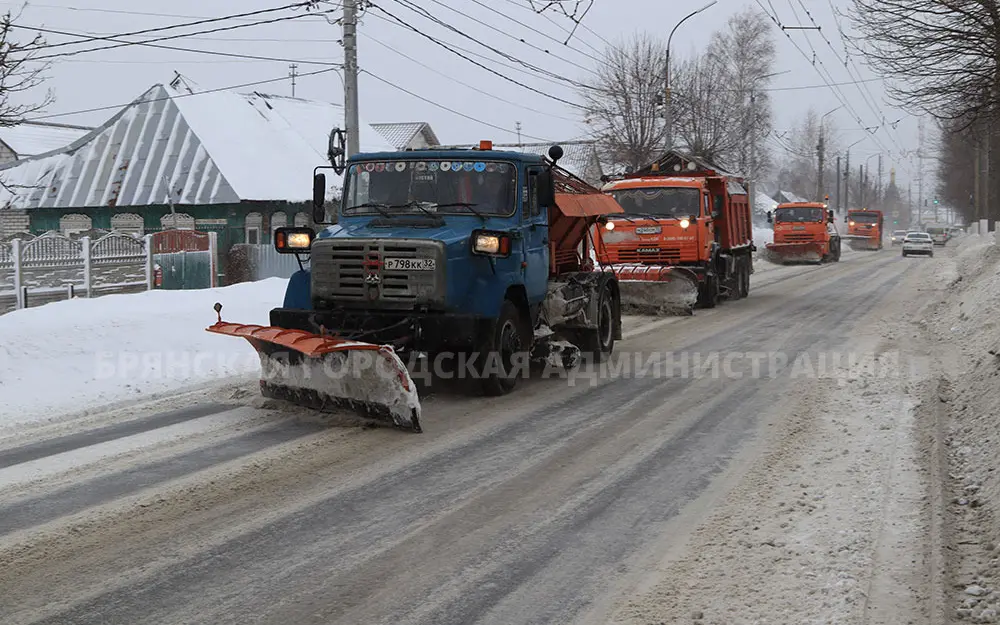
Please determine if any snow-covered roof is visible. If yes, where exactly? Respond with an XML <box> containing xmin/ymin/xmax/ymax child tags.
<box><xmin>0</xmin><ymin>83</ymin><xmax>394</xmax><ymax>209</ymax></box>
<box><xmin>776</xmin><ymin>190</ymin><xmax>809</xmax><ymax>204</ymax></box>
<box><xmin>0</xmin><ymin>121</ymin><xmax>93</xmax><ymax>158</ymax></box>
<box><xmin>755</xmin><ymin>191</ymin><xmax>778</xmax><ymax>210</ymax></box>
<box><xmin>370</xmin><ymin>122</ymin><xmax>440</xmax><ymax>150</ymax></box>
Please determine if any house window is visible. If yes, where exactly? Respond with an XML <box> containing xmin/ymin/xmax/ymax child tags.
<box><xmin>111</xmin><ymin>213</ymin><xmax>144</xmax><ymax>234</ymax></box>
<box><xmin>271</xmin><ymin>211</ymin><xmax>288</xmax><ymax>231</ymax></box>
<box><xmin>59</xmin><ymin>213</ymin><xmax>92</xmax><ymax>235</ymax></box>
<box><xmin>160</xmin><ymin>213</ymin><xmax>194</xmax><ymax>230</ymax></box>
<box><xmin>294</xmin><ymin>212</ymin><xmax>309</xmax><ymax>227</ymax></box>
<box><xmin>245</xmin><ymin>211</ymin><xmax>263</xmax><ymax>245</ymax></box>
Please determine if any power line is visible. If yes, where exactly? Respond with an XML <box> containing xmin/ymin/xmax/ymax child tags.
<box><xmin>368</xmin><ymin>3</ymin><xmax>588</xmax><ymax>108</ymax></box>
<box><xmin>0</xmin><ymin>1</ymin><xmax>325</xmax><ymax>22</ymax></box>
<box><xmin>26</xmin><ymin>66</ymin><xmax>343</xmax><ymax>122</ymax></box>
<box><xmin>12</xmin><ymin>17</ymin><xmax>340</xmax><ymax>65</ymax></box>
<box><xmin>362</xmin><ymin>68</ymin><xmax>554</xmax><ymax>142</ymax></box>
<box><xmin>17</xmin><ymin>2</ymin><xmax>314</xmax><ymax>53</ymax></box>
<box><xmin>22</xmin><ymin>11</ymin><xmax>335</xmax><ymax>63</ymax></box>
<box><xmin>361</xmin><ymin>32</ymin><xmax>581</xmax><ymax>123</ymax></box>
<box><xmin>394</xmin><ymin>0</ymin><xmax>598</xmax><ymax>76</ymax></box>
<box><xmin>495</xmin><ymin>0</ymin><xmax>606</xmax><ymax>57</ymax></box>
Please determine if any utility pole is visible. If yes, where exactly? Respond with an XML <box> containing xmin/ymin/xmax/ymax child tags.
<box><xmin>917</xmin><ymin>117</ymin><xmax>925</xmax><ymax>227</ymax></box>
<box><xmin>288</xmin><ymin>63</ymin><xmax>298</xmax><ymax>97</ymax></box>
<box><xmin>516</xmin><ymin>121</ymin><xmax>522</xmax><ymax>148</ymax></box>
<box><xmin>859</xmin><ymin>164</ymin><xmax>864</xmax><ymax>206</ymax></box>
<box><xmin>343</xmin><ymin>0</ymin><xmax>360</xmax><ymax>157</ymax></box>
<box><xmin>835</xmin><ymin>155</ymin><xmax>841</xmax><ymax>212</ymax></box>
<box><xmin>975</xmin><ymin>139</ymin><xmax>982</xmax><ymax>221</ymax></box>
<box><xmin>816</xmin><ymin>130</ymin><xmax>825</xmax><ymax>202</ymax></box>
<box><xmin>876</xmin><ymin>153</ymin><xmax>882</xmax><ymax>208</ymax></box>
<box><xmin>908</xmin><ymin>182</ymin><xmax>912</xmax><ymax>227</ymax></box>
<box><xmin>844</xmin><ymin>150</ymin><xmax>851</xmax><ymax>210</ymax></box>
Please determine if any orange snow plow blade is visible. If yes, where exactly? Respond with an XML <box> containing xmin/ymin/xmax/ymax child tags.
<box><xmin>206</xmin><ymin>317</ymin><xmax>421</xmax><ymax>433</ymax></box>
<box><xmin>607</xmin><ymin>264</ymin><xmax>700</xmax><ymax>315</ymax></box>
<box><xmin>762</xmin><ymin>242</ymin><xmax>824</xmax><ymax>264</ymax></box>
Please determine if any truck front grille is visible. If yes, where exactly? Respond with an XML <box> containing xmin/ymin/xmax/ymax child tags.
<box><xmin>311</xmin><ymin>238</ymin><xmax>446</xmax><ymax>308</ymax></box>
<box><xmin>779</xmin><ymin>233</ymin><xmax>817</xmax><ymax>242</ymax></box>
<box><xmin>612</xmin><ymin>246</ymin><xmax>683</xmax><ymax>264</ymax></box>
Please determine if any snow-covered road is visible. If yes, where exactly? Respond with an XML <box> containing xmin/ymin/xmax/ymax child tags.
<box><xmin>1</xmin><ymin>243</ymin><xmax>960</xmax><ymax>625</ymax></box>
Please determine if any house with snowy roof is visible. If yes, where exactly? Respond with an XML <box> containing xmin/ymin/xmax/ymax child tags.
<box><xmin>0</xmin><ymin>80</ymin><xmax>394</xmax><ymax>246</ymax></box>
<box><xmin>0</xmin><ymin>121</ymin><xmax>93</xmax><ymax>164</ymax></box>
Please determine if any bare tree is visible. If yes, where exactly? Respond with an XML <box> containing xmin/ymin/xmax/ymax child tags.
<box><xmin>705</xmin><ymin>7</ymin><xmax>776</xmax><ymax>178</ymax></box>
<box><xmin>670</xmin><ymin>52</ymin><xmax>736</xmax><ymax>163</ymax></box>
<box><xmin>579</xmin><ymin>32</ymin><xmax>666</xmax><ymax>172</ymax></box>
<box><xmin>0</xmin><ymin>10</ymin><xmax>53</xmax><ymax>128</ymax></box>
<box><xmin>772</xmin><ymin>108</ymin><xmax>845</xmax><ymax>202</ymax></box>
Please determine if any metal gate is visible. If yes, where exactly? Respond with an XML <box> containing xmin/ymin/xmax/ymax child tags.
<box><xmin>151</xmin><ymin>229</ymin><xmax>215</xmax><ymax>290</ymax></box>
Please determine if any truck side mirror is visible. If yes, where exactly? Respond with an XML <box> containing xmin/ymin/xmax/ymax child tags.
<box><xmin>843</xmin><ymin>215</ymin><xmax>848</xmax><ymax>224</ymax></box>
<box><xmin>828</xmin><ymin>209</ymin><xmax>834</xmax><ymax>223</ymax></box>
<box><xmin>312</xmin><ymin>173</ymin><xmax>326</xmax><ymax>223</ymax></box>
<box><xmin>766</xmin><ymin>211</ymin><xmax>772</xmax><ymax>223</ymax></box>
<box><xmin>536</xmin><ymin>168</ymin><xmax>556</xmax><ymax>207</ymax></box>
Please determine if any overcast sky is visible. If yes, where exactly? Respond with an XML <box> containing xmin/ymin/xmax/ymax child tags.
<box><xmin>1</xmin><ymin>0</ymin><xmax>931</xmax><ymax>190</ymax></box>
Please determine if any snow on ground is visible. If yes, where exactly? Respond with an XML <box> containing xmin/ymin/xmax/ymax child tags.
<box><xmin>0</xmin><ymin>278</ymin><xmax>288</xmax><ymax>429</ymax></box>
<box><xmin>919</xmin><ymin>230</ymin><xmax>1000</xmax><ymax>621</ymax></box>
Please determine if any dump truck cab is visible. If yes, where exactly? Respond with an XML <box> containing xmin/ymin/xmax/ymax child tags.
<box><xmin>764</xmin><ymin>202</ymin><xmax>841</xmax><ymax>263</ymax></box>
<box><xmin>844</xmin><ymin>209</ymin><xmax>884</xmax><ymax>250</ymax></box>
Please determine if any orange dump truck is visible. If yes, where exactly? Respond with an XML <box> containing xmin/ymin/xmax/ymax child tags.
<box><xmin>763</xmin><ymin>202</ymin><xmax>841</xmax><ymax>264</ymax></box>
<box><xmin>595</xmin><ymin>153</ymin><xmax>755</xmax><ymax>314</ymax></box>
<box><xmin>844</xmin><ymin>208</ymin><xmax>884</xmax><ymax>250</ymax></box>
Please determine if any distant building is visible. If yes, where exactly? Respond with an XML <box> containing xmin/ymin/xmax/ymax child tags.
<box><xmin>0</xmin><ymin>121</ymin><xmax>93</xmax><ymax>164</ymax></box>
<box><xmin>370</xmin><ymin>122</ymin><xmax>440</xmax><ymax>150</ymax></box>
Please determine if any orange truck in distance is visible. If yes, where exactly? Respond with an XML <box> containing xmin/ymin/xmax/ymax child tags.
<box><xmin>844</xmin><ymin>208</ymin><xmax>884</xmax><ymax>250</ymax></box>
<box><xmin>595</xmin><ymin>153</ymin><xmax>755</xmax><ymax>314</ymax></box>
<box><xmin>763</xmin><ymin>202</ymin><xmax>842</xmax><ymax>264</ymax></box>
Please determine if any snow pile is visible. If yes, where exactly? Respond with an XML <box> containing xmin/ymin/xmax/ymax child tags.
<box><xmin>752</xmin><ymin>226</ymin><xmax>773</xmax><ymax>245</ymax></box>
<box><xmin>0</xmin><ymin>278</ymin><xmax>288</xmax><ymax>428</ymax></box>
<box><xmin>923</xmin><ymin>237</ymin><xmax>1000</xmax><ymax>620</ymax></box>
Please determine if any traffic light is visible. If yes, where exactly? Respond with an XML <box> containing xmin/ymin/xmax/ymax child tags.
<box><xmin>893</xmin><ymin>220</ymin><xmax>898</xmax><ymax>224</ymax></box>
<box><xmin>934</xmin><ymin>198</ymin><xmax>939</xmax><ymax>205</ymax></box>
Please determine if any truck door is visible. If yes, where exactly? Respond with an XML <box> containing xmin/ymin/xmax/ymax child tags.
<box><xmin>523</xmin><ymin>166</ymin><xmax>549</xmax><ymax>302</ymax></box>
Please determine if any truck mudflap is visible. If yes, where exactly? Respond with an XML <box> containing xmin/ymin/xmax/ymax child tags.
<box><xmin>762</xmin><ymin>241</ymin><xmax>825</xmax><ymax>264</ymax></box>
<box><xmin>604</xmin><ymin>264</ymin><xmax>699</xmax><ymax>315</ymax></box>
<box><xmin>206</xmin><ymin>305</ymin><xmax>421</xmax><ymax>433</ymax></box>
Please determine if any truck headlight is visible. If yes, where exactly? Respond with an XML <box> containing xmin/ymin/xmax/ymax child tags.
<box><xmin>679</xmin><ymin>218</ymin><xmax>690</xmax><ymax>229</ymax></box>
<box><xmin>605</xmin><ymin>221</ymin><xmax>615</xmax><ymax>231</ymax></box>
<box><xmin>274</xmin><ymin>227</ymin><xmax>314</xmax><ymax>253</ymax></box>
<box><xmin>472</xmin><ymin>230</ymin><xmax>511</xmax><ymax>256</ymax></box>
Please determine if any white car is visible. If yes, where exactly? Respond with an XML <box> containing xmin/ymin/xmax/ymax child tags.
<box><xmin>901</xmin><ymin>232</ymin><xmax>934</xmax><ymax>257</ymax></box>
<box><xmin>890</xmin><ymin>229</ymin><xmax>907</xmax><ymax>245</ymax></box>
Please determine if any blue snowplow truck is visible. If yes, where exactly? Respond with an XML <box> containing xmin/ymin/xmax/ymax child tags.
<box><xmin>207</xmin><ymin>142</ymin><xmax>624</xmax><ymax>433</ymax></box>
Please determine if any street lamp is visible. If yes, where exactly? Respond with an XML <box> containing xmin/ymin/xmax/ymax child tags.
<box><xmin>843</xmin><ymin>138</ymin><xmax>865</xmax><ymax>209</ymax></box>
<box><xmin>862</xmin><ymin>152</ymin><xmax>880</xmax><ymax>207</ymax></box>
<box><xmin>817</xmin><ymin>105</ymin><xmax>842</xmax><ymax>201</ymax></box>
<box><xmin>664</xmin><ymin>0</ymin><xmax>717</xmax><ymax>152</ymax></box>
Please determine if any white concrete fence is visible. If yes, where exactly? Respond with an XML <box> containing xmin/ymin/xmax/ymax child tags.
<box><xmin>0</xmin><ymin>231</ymin><xmax>154</xmax><ymax>312</ymax></box>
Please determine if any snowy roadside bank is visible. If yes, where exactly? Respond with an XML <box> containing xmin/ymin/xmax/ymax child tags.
<box><xmin>0</xmin><ymin>278</ymin><xmax>288</xmax><ymax>430</ymax></box>
<box><xmin>919</xmin><ymin>233</ymin><xmax>1000</xmax><ymax>622</ymax></box>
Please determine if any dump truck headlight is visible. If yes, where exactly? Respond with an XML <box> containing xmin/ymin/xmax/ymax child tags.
<box><xmin>472</xmin><ymin>230</ymin><xmax>511</xmax><ymax>256</ymax></box>
<box><xmin>274</xmin><ymin>227</ymin><xmax>314</xmax><ymax>253</ymax></box>
<box><xmin>605</xmin><ymin>221</ymin><xmax>615</xmax><ymax>231</ymax></box>
<box><xmin>679</xmin><ymin>218</ymin><xmax>690</xmax><ymax>229</ymax></box>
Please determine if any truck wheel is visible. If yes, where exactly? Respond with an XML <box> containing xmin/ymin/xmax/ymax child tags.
<box><xmin>577</xmin><ymin>284</ymin><xmax>615</xmax><ymax>363</ymax></box>
<box><xmin>697</xmin><ymin>275</ymin><xmax>719</xmax><ymax>308</ymax></box>
<box><xmin>479</xmin><ymin>299</ymin><xmax>527</xmax><ymax>396</ymax></box>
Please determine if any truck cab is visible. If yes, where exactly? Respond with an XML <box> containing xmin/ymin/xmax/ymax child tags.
<box><xmin>845</xmin><ymin>209</ymin><xmax>884</xmax><ymax>250</ymax></box>
<box><xmin>765</xmin><ymin>202</ymin><xmax>841</xmax><ymax>263</ymax></box>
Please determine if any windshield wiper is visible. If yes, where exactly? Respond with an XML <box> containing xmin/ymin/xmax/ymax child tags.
<box><xmin>430</xmin><ymin>202</ymin><xmax>488</xmax><ymax>221</ymax></box>
<box><xmin>346</xmin><ymin>202</ymin><xmax>393</xmax><ymax>218</ymax></box>
<box><xmin>388</xmin><ymin>200</ymin><xmax>438</xmax><ymax>218</ymax></box>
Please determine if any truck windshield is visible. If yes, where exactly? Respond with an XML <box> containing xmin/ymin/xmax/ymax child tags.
<box><xmin>608</xmin><ymin>187</ymin><xmax>700</xmax><ymax>218</ymax></box>
<box><xmin>850</xmin><ymin>213</ymin><xmax>880</xmax><ymax>223</ymax></box>
<box><xmin>774</xmin><ymin>207</ymin><xmax>823</xmax><ymax>222</ymax></box>
<box><xmin>343</xmin><ymin>160</ymin><xmax>516</xmax><ymax>216</ymax></box>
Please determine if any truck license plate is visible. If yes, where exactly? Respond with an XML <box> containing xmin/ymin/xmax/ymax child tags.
<box><xmin>635</xmin><ymin>226</ymin><xmax>661</xmax><ymax>234</ymax></box>
<box><xmin>384</xmin><ymin>258</ymin><xmax>435</xmax><ymax>271</ymax></box>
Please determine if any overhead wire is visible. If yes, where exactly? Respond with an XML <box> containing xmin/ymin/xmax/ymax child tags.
<box><xmin>361</xmin><ymin>32</ymin><xmax>581</xmax><ymax>123</ymax></box>
<box><xmin>362</xmin><ymin>68</ymin><xmax>554</xmax><ymax>142</ymax></box>
<box><xmin>25</xmin><ymin>65</ymin><xmax>343</xmax><ymax>122</ymax></box>
<box><xmin>20</xmin><ymin>11</ymin><xmax>337</xmax><ymax>63</ymax></box>
<box><xmin>16</xmin><ymin>2</ymin><xmax>316</xmax><ymax>53</ymax></box>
